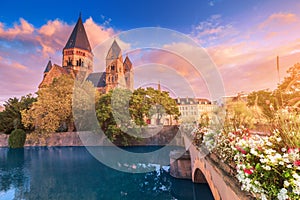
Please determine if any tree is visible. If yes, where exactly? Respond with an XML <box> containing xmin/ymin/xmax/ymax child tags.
<box><xmin>8</xmin><ymin>129</ymin><xmax>26</xmax><ymax>148</ymax></box>
<box><xmin>146</xmin><ymin>87</ymin><xmax>180</xmax><ymax>124</ymax></box>
<box><xmin>247</xmin><ymin>89</ymin><xmax>278</xmax><ymax>119</ymax></box>
<box><xmin>95</xmin><ymin>87</ymin><xmax>180</xmax><ymax>142</ymax></box>
<box><xmin>0</xmin><ymin>94</ymin><xmax>36</xmax><ymax>134</ymax></box>
<box><xmin>277</xmin><ymin>63</ymin><xmax>300</xmax><ymax>109</ymax></box>
<box><xmin>22</xmin><ymin>75</ymin><xmax>74</xmax><ymax>133</ymax></box>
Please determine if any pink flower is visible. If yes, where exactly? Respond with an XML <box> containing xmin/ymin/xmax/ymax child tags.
<box><xmin>294</xmin><ymin>160</ymin><xmax>300</xmax><ymax>166</ymax></box>
<box><xmin>288</xmin><ymin>148</ymin><xmax>295</xmax><ymax>153</ymax></box>
<box><xmin>244</xmin><ymin>168</ymin><xmax>253</xmax><ymax>175</ymax></box>
<box><xmin>236</xmin><ymin>146</ymin><xmax>247</xmax><ymax>154</ymax></box>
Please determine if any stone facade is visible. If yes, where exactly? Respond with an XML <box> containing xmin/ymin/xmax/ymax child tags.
<box><xmin>39</xmin><ymin>14</ymin><xmax>133</xmax><ymax>94</ymax></box>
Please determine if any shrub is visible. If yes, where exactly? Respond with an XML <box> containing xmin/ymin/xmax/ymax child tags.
<box><xmin>8</xmin><ymin>129</ymin><xmax>26</xmax><ymax>148</ymax></box>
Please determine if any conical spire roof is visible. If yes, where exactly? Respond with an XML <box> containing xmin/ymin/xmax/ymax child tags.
<box><xmin>44</xmin><ymin>60</ymin><xmax>52</xmax><ymax>73</ymax></box>
<box><xmin>64</xmin><ymin>14</ymin><xmax>91</xmax><ymax>52</ymax></box>
<box><xmin>106</xmin><ymin>40</ymin><xmax>122</xmax><ymax>59</ymax></box>
<box><xmin>123</xmin><ymin>55</ymin><xmax>132</xmax><ymax>70</ymax></box>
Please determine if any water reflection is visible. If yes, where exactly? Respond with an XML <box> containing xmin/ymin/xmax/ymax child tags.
<box><xmin>0</xmin><ymin>147</ymin><xmax>213</xmax><ymax>200</ymax></box>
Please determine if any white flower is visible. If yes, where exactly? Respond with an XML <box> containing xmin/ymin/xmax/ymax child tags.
<box><xmin>262</xmin><ymin>165</ymin><xmax>271</xmax><ymax>171</ymax></box>
<box><xmin>266</xmin><ymin>141</ymin><xmax>273</xmax><ymax>146</ymax></box>
<box><xmin>261</xmin><ymin>193</ymin><xmax>267</xmax><ymax>200</ymax></box>
<box><xmin>260</xmin><ymin>158</ymin><xmax>268</xmax><ymax>163</ymax></box>
<box><xmin>276</xmin><ymin>137</ymin><xmax>282</xmax><ymax>142</ymax></box>
<box><xmin>287</xmin><ymin>164</ymin><xmax>293</xmax><ymax>168</ymax></box>
<box><xmin>284</xmin><ymin>181</ymin><xmax>290</xmax><ymax>187</ymax></box>
<box><xmin>279</xmin><ymin>161</ymin><xmax>284</xmax><ymax>165</ymax></box>
<box><xmin>250</xmin><ymin>148</ymin><xmax>258</xmax><ymax>156</ymax></box>
<box><xmin>281</xmin><ymin>148</ymin><xmax>287</xmax><ymax>152</ymax></box>
<box><xmin>277</xmin><ymin>188</ymin><xmax>288</xmax><ymax>200</ymax></box>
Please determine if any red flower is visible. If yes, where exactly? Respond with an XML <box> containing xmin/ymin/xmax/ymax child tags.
<box><xmin>236</xmin><ymin>146</ymin><xmax>247</xmax><ymax>154</ymax></box>
<box><xmin>244</xmin><ymin>168</ymin><xmax>253</xmax><ymax>175</ymax></box>
<box><xmin>294</xmin><ymin>160</ymin><xmax>300</xmax><ymax>166</ymax></box>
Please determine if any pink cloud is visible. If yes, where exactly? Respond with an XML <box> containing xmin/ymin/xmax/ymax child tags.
<box><xmin>84</xmin><ymin>17</ymin><xmax>115</xmax><ymax>48</ymax></box>
<box><xmin>0</xmin><ymin>18</ymin><xmax>34</xmax><ymax>39</ymax></box>
<box><xmin>259</xmin><ymin>13</ymin><xmax>298</xmax><ymax>29</ymax></box>
<box><xmin>0</xmin><ymin>17</ymin><xmax>115</xmax><ymax>105</ymax></box>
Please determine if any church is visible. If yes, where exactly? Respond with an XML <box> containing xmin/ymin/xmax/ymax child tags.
<box><xmin>39</xmin><ymin>14</ymin><xmax>134</xmax><ymax>94</ymax></box>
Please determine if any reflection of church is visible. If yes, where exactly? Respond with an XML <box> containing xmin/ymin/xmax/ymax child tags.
<box><xmin>39</xmin><ymin>14</ymin><xmax>133</xmax><ymax>94</ymax></box>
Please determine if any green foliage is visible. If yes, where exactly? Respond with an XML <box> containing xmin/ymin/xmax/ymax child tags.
<box><xmin>0</xmin><ymin>94</ymin><xmax>36</xmax><ymax>134</ymax></box>
<box><xmin>278</xmin><ymin>63</ymin><xmax>300</xmax><ymax>92</ymax></box>
<box><xmin>272</xmin><ymin>110</ymin><xmax>300</xmax><ymax>148</ymax></box>
<box><xmin>132</xmin><ymin>87</ymin><xmax>180</xmax><ymax>124</ymax></box>
<box><xmin>225</xmin><ymin>101</ymin><xmax>256</xmax><ymax>131</ymax></box>
<box><xmin>22</xmin><ymin>75</ymin><xmax>74</xmax><ymax>133</ymax></box>
<box><xmin>8</xmin><ymin>129</ymin><xmax>26</xmax><ymax>148</ymax></box>
<box><xmin>95</xmin><ymin>87</ymin><xmax>180</xmax><ymax>143</ymax></box>
<box><xmin>72</xmin><ymin>79</ymin><xmax>98</xmax><ymax>131</ymax></box>
<box><xmin>247</xmin><ymin>90</ymin><xmax>278</xmax><ymax>119</ymax></box>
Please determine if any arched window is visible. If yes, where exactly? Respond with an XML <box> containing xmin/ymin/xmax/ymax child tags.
<box><xmin>112</xmin><ymin>76</ymin><xmax>114</xmax><ymax>82</ymax></box>
<box><xmin>108</xmin><ymin>76</ymin><xmax>110</xmax><ymax>82</ymax></box>
<box><xmin>111</xmin><ymin>65</ymin><xmax>115</xmax><ymax>71</ymax></box>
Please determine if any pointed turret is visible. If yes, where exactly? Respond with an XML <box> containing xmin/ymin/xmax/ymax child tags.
<box><xmin>106</xmin><ymin>40</ymin><xmax>122</xmax><ymax>60</ymax></box>
<box><xmin>64</xmin><ymin>15</ymin><xmax>91</xmax><ymax>52</ymax></box>
<box><xmin>62</xmin><ymin>14</ymin><xmax>93</xmax><ymax>76</ymax></box>
<box><xmin>44</xmin><ymin>60</ymin><xmax>52</xmax><ymax>73</ymax></box>
<box><xmin>123</xmin><ymin>55</ymin><xmax>132</xmax><ymax>72</ymax></box>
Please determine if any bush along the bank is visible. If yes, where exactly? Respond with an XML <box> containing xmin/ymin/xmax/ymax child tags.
<box><xmin>8</xmin><ymin>129</ymin><xmax>26</xmax><ymax>148</ymax></box>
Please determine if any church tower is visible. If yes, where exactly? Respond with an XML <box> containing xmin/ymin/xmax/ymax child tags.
<box><xmin>105</xmin><ymin>40</ymin><xmax>126</xmax><ymax>93</ymax></box>
<box><xmin>62</xmin><ymin>14</ymin><xmax>93</xmax><ymax>76</ymax></box>
<box><xmin>123</xmin><ymin>55</ymin><xmax>133</xmax><ymax>91</ymax></box>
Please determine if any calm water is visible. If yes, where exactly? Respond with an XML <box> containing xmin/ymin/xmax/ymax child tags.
<box><xmin>0</xmin><ymin>147</ymin><xmax>213</xmax><ymax>200</ymax></box>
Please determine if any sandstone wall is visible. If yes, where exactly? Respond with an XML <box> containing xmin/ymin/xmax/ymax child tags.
<box><xmin>0</xmin><ymin>125</ymin><xmax>183</xmax><ymax>147</ymax></box>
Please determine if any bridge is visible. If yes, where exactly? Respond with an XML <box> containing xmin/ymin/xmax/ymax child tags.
<box><xmin>170</xmin><ymin>134</ymin><xmax>254</xmax><ymax>200</ymax></box>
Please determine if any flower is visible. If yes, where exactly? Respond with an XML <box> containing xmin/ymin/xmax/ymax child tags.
<box><xmin>244</xmin><ymin>168</ymin><xmax>253</xmax><ymax>175</ymax></box>
<box><xmin>277</xmin><ymin>188</ymin><xmax>288</xmax><ymax>200</ymax></box>
<box><xmin>283</xmin><ymin>180</ymin><xmax>290</xmax><ymax>187</ymax></box>
<box><xmin>294</xmin><ymin>160</ymin><xmax>300</xmax><ymax>166</ymax></box>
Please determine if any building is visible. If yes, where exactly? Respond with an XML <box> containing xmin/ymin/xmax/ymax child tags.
<box><xmin>176</xmin><ymin>98</ymin><xmax>218</xmax><ymax>124</ymax></box>
<box><xmin>39</xmin><ymin>14</ymin><xmax>133</xmax><ymax>93</ymax></box>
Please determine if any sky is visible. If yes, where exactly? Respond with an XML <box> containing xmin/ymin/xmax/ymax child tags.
<box><xmin>1</xmin><ymin>0</ymin><xmax>300</xmax><ymax>104</ymax></box>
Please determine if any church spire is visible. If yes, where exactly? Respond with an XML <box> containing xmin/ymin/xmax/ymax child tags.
<box><xmin>44</xmin><ymin>59</ymin><xmax>52</xmax><ymax>73</ymax></box>
<box><xmin>106</xmin><ymin>39</ymin><xmax>122</xmax><ymax>60</ymax></box>
<box><xmin>63</xmin><ymin>14</ymin><xmax>91</xmax><ymax>52</ymax></box>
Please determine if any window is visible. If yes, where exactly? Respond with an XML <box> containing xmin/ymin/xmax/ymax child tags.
<box><xmin>111</xmin><ymin>65</ymin><xmax>115</xmax><ymax>71</ymax></box>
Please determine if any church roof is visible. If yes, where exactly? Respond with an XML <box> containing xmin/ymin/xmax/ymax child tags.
<box><xmin>106</xmin><ymin>40</ymin><xmax>122</xmax><ymax>59</ymax></box>
<box><xmin>64</xmin><ymin>15</ymin><xmax>92</xmax><ymax>52</ymax></box>
<box><xmin>86</xmin><ymin>72</ymin><xmax>106</xmax><ymax>87</ymax></box>
<box><xmin>44</xmin><ymin>60</ymin><xmax>52</xmax><ymax>73</ymax></box>
<box><xmin>123</xmin><ymin>56</ymin><xmax>132</xmax><ymax>71</ymax></box>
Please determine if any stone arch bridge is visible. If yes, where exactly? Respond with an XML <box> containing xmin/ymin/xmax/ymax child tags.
<box><xmin>170</xmin><ymin>134</ymin><xmax>254</xmax><ymax>200</ymax></box>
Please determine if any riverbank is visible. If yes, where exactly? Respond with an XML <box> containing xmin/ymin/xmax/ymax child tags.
<box><xmin>0</xmin><ymin>125</ymin><xmax>183</xmax><ymax>147</ymax></box>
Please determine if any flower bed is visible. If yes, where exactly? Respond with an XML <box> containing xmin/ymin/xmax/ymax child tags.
<box><xmin>191</xmin><ymin>112</ymin><xmax>300</xmax><ymax>199</ymax></box>
<box><xmin>234</xmin><ymin>133</ymin><xmax>300</xmax><ymax>200</ymax></box>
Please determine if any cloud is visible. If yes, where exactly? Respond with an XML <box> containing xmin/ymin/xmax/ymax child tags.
<box><xmin>191</xmin><ymin>15</ymin><xmax>238</xmax><ymax>46</ymax></box>
<box><xmin>259</xmin><ymin>13</ymin><xmax>298</xmax><ymax>29</ymax></box>
<box><xmin>188</xmin><ymin>12</ymin><xmax>300</xmax><ymax>97</ymax></box>
<box><xmin>0</xmin><ymin>18</ymin><xmax>34</xmax><ymax>39</ymax></box>
<box><xmin>0</xmin><ymin>17</ymin><xmax>116</xmax><ymax>105</ymax></box>
<box><xmin>84</xmin><ymin>17</ymin><xmax>115</xmax><ymax>48</ymax></box>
